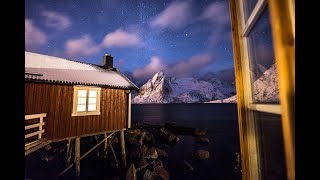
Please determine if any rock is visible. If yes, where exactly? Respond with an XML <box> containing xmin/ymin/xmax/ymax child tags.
<box><xmin>193</xmin><ymin>149</ymin><xmax>210</xmax><ymax>160</ymax></box>
<box><xmin>155</xmin><ymin>159</ymin><xmax>163</xmax><ymax>168</ymax></box>
<box><xmin>193</xmin><ymin>128</ymin><xmax>207</xmax><ymax>136</ymax></box>
<box><xmin>128</xmin><ymin>144</ymin><xmax>143</xmax><ymax>163</ymax></box>
<box><xmin>143</xmin><ymin>169</ymin><xmax>154</xmax><ymax>180</ymax></box>
<box><xmin>44</xmin><ymin>144</ymin><xmax>52</xmax><ymax>151</ymax></box>
<box><xmin>194</xmin><ymin>137</ymin><xmax>210</xmax><ymax>143</ymax></box>
<box><xmin>144</xmin><ymin>131</ymin><xmax>155</xmax><ymax>144</ymax></box>
<box><xmin>139</xmin><ymin>132</ymin><xmax>147</xmax><ymax>145</ymax></box>
<box><xmin>127</xmin><ymin>136</ymin><xmax>139</xmax><ymax>146</ymax></box>
<box><xmin>154</xmin><ymin>165</ymin><xmax>170</xmax><ymax>180</ymax></box>
<box><xmin>145</xmin><ymin>147</ymin><xmax>158</xmax><ymax>160</ymax></box>
<box><xmin>126</xmin><ymin>164</ymin><xmax>137</xmax><ymax>180</ymax></box>
<box><xmin>164</xmin><ymin>121</ymin><xmax>176</xmax><ymax>129</ymax></box>
<box><xmin>137</xmin><ymin>159</ymin><xmax>149</xmax><ymax>171</ymax></box>
<box><xmin>155</xmin><ymin>148</ymin><xmax>168</xmax><ymax>158</ymax></box>
<box><xmin>159</xmin><ymin>128</ymin><xmax>180</xmax><ymax>145</ymax></box>
<box><xmin>41</xmin><ymin>155</ymin><xmax>54</xmax><ymax>163</ymax></box>
<box><xmin>127</xmin><ymin>129</ymin><xmax>142</xmax><ymax>136</ymax></box>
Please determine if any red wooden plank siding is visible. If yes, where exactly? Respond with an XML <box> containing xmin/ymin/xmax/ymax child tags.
<box><xmin>25</xmin><ymin>83</ymin><xmax>128</xmax><ymax>140</ymax></box>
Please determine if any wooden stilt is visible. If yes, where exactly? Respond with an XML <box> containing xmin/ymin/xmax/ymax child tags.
<box><xmin>104</xmin><ymin>133</ymin><xmax>108</xmax><ymax>157</ymax></box>
<box><xmin>66</xmin><ymin>139</ymin><xmax>73</xmax><ymax>166</ymax></box>
<box><xmin>95</xmin><ymin>135</ymin><xmax>100</xmax><ymax>157</ymax></box>
<box><xmin>120</xmin><ymin>130</ymin><xmax>127</xmax><ymax>168</ymax></box>
<box><xmin>75</xmin><ymin>137</ymin><xmax>80</xmax><ymax>177</ymax></box>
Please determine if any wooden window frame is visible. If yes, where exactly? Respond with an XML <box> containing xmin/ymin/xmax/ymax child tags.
<box><xmin>229</xmin><ymin>0</ymin><xmax>295</xmax><ymax>179</ymax></box>
<box><xmin>72</xmin><ymin>86</ymin><xmax>101</xmax><ymax>116</ymax></box>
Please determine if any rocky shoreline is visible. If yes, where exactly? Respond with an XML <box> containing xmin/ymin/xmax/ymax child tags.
<box><xmin>125</xmin><ymin>122</ymin><xmax>210</xmax><ymax>180</ymax></box>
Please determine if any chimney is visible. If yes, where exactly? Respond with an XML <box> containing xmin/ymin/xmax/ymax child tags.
<box><xmin>103</xmin><ymin>54</ymin><xmax>113</xmax><ymax>70</ymax></box>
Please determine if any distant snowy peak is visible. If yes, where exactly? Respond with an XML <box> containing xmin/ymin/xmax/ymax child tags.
<box><xmin>132</xmin><ymin>70</ymin><xmax>235</xmax><ymax>104</ymax></box>
<box><xmin>207</xmin><ymin>63</ymin><xmax>279</xmax><ymax>103</ymax></box>
<box><xmin>254</xmin><ymin>63</ymin><xmax>279</xmax><ymax>102</ymax></box>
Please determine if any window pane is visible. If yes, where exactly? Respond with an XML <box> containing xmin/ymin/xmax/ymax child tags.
<box><xmin>78</xmin><ymin>90</ymin><xmax>87</xmax><ymax>97</ymax></box>
<box><xmin>77</xmin><ymin>105</ymin><xmax>86</xmax><ymax>112</ymax></box>
<box><xmin>247</xmin><ymin>8</ymin><xmax>279</xmax><ymax>103</ymax></box>
<box><xmin>89</xmin><ymin>90</ymin><xmax>97</xmax><ymax>98</ymax></box>
<box><xmin>88</xmin><ymin>97</ymin><xmax>96</xmax><ymax>104</ymax></box>
<box><xmin>88</xmin><ymin>104</ymin><xmax>96</xmax><ymax>111</ymax></box>
<box><xmin>243</xmin><ymin>0</ymin><xmax>259</xmax><ymax>21</ymax></box>
<box><xmin>78</xmin><ymin>97</ymin><xmax>86</xmax><ymax>104</ymax></box>
<box><xmin>253</xmin><ymin>111</ymin><xmax>286</xmax><ymax>180</ymax></box>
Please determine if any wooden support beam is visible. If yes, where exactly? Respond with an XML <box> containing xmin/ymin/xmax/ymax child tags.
<box><xmin>104</xmin><ymin>133</ymin><xmax>108</xmax><ymax>156</ymax></box>
<box><xmin>25</xmin><ymin>140</ymin><xmax>51</xmax><ymax>156</ymax></box>
<box><xmin>74</xmin><ymin>137</ymin><xmax>80</xmax><ymax>177</ymax></box>
<box><xmin>58</xmin><ymin>132</ymin><xmax>116</xmax><ymax>177</ymax></box>
<box><xmin>110</xmin><ymin>144</ymin><xmax>119</xmax><ymax>169</ymax></box>
<box><xmin>79</xmin><ymin>133</ymin><xmax>113</xmax><ymax>160</ymax></box>
<box><xmin>120</xmin><ymin>130</ymin><xmax>127</xmax><ymax>168</ymax></box>
<box><xmin>66</xmin><ymin>139</ymin><xmax>74</xmax><ymax>166</ymax></box>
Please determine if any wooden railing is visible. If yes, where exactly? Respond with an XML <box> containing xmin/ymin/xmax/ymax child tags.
<box><xmin>25</xmin><ymin>113</ymin><xmax>46</xmax><ymax>144</ymax></box>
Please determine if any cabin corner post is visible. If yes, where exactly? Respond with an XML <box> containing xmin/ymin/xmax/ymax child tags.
<box><xmin>127</xmin><ymin>92</ymin><xmax>132</xmax><ymax>128</ymax></box>
<box><xmin>75</xmin><ymin>137</ymin><xmax>80</xmax><ymax>176</ymax></box>
<box><xmin>120</xmin><ymin>130</ymin><xmax>127</xmax><ymax>168</ymax></box>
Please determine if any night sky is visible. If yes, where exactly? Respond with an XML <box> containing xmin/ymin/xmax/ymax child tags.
<box><xmin>25</xmin><ymin>0</ymin><xmax>234</xmax><ymax>83</ymax></box>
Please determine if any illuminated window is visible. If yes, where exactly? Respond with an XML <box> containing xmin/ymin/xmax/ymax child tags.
<box><xmin>72</xmin><ymin>86</ymin><xmax>101</xmax><ymax>116</ymax></box>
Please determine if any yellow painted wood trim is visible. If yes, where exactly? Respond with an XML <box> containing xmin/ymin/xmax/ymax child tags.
<box><xmin>242</xmin><ymin>0</ymin><xmax>267</xmax><ymax>36</ymax></box>
<box><xmin>248</xmin><ymin>104</ymin><xmax>281</xmax><ymax>115</ymax></box>
<box><xmin>268</xmin><ymin>0</ymin><xmax>295</xmax><ymax>179</ymax></box>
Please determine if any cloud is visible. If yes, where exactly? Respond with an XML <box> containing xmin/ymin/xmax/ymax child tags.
<box><xmin>133</xmin><ymin>54</ymin><xmax>212</xmax><ymax>79</ymax></box>
<box><xmin>199</xmin><ymin>1</ymin><xmax>230</xmax><ymax>26</ymax></box>
<box><xmin>102</xmin><ymin>29</ymin><xmax>142</xmax><ymax>48</ymax></box>
<box><xmin>170</xmin><ymin>54</ymin><xmax>212</xmax><ymax>77</ymax></box>
<box><xmin>25</xmin><ymin>19</ymin><xmax>47</xmax><ymax>48</ymax></box>
<box><xmin>65</xmin><ymin>35</ymin><xmax>101</xmax><ymax>56</ymax></box>
<box><xmin>133</xmin><ymin>56</ymin><xmax>167</xmax><ymax>79</ymax></box>
<box><xmin>150</xmin><ymin>1</ymin><xmax>193</xmax><ymax>30</ymax></box>
<box><xmin>198</xmin><ymin>1</ymin><xmax>232</xmax><ymax>52</ymax></box>
<box><xmin>41</xmin><ymin>10</ymin><xmax>71</xmax><ymax>30</ymax></box>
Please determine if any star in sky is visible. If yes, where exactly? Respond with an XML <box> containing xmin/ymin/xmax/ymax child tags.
<box><xmin>25</xmin><ymin>0</ymin><xmax>235</xmax><ymax>83</ymax></box>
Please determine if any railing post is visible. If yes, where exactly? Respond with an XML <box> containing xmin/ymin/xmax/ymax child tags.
<box><xmin>38</xmin><ymin>116</ymin><xmax>43</xmax><ymax>140</ymax></box>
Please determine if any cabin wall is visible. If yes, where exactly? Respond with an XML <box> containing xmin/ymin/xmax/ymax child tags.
<box><xmin>25</xmin><ymin>83</ymin><xmax>128</xmax><ymax>140</ymax></box>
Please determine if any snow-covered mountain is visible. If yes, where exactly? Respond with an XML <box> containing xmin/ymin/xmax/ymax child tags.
<box><xmin>132</xmin><ymin>70</ymin><xmax>235</xmax><ymax>104</ymax></box>
<box><xmin>207</xmin><ymin>63</ymin><xmax>279</xmax><ymax>103</ymax></box>
<box><xmin>253</xmin><ymin>63</ymin><xmax>279</xmax><ymax>102</ymax></box>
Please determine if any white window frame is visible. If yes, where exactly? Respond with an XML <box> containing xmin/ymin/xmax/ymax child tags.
<box><xmin>241</xmin><ymin>0</ymin><xmax>281</xmax><ymax>115</ymax></box>
<box><xmin>72</xmin><ymin>86</ymin><xmax>101</xmax><ymax>116</ymax></box>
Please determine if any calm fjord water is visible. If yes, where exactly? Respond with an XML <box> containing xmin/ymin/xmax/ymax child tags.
<box><xmin>132</xmin><ymin>103</ymin><xmax>241</xmax><ymax>180</ymax></box>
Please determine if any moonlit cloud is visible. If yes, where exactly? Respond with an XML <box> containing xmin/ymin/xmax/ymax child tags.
<box><xmin>170</xmin><ymin>54</ymin><xmax>212</xmax><ymax>77</ymax></box>
<box><xmin>150</xmin><ymin>1</ymin><xmax>193</xmax><ymax>30</ymax></box>
<box><xmin>102</xmin><ymin>29</ymin><xmax>142</xmax><ymax>48</ymax></box>
<box><xmin>41</xmin><ymin>10</ymin><xmax>71</xmax><ymax>30</ymax></box>
<box><xmin>200</xmin><ymin>1</ymin><xmax>230</xmax><ymax>26</ymax></box>
<box><xmin>133</xmin><ymin>54</ymin><xmax>213</xmax><ymax>79</ymax></box>
<box><xmin>65</xmin><ymin>35</ymin><xmax>101</xmax><ymax>56</ymax></box>
<box><xmin>133</xmin><ymin>56</ymin><xmax>167</xmax><ymax>79</ymax></box>
<box><xmin>25</xmin><ymin>19</ymin><xmax>47</xmax><ymax>48</ymax></box>
<box><xmin>199</xmin><ymin>1</ymin><xmax>232</xmax><ymax>52</ymax></box>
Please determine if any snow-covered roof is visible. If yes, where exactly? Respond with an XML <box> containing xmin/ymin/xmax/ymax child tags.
<box><xmin>25</xmin><ymin>51</ymin><xmax>138</xmax><ymax>90</ymax></box>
